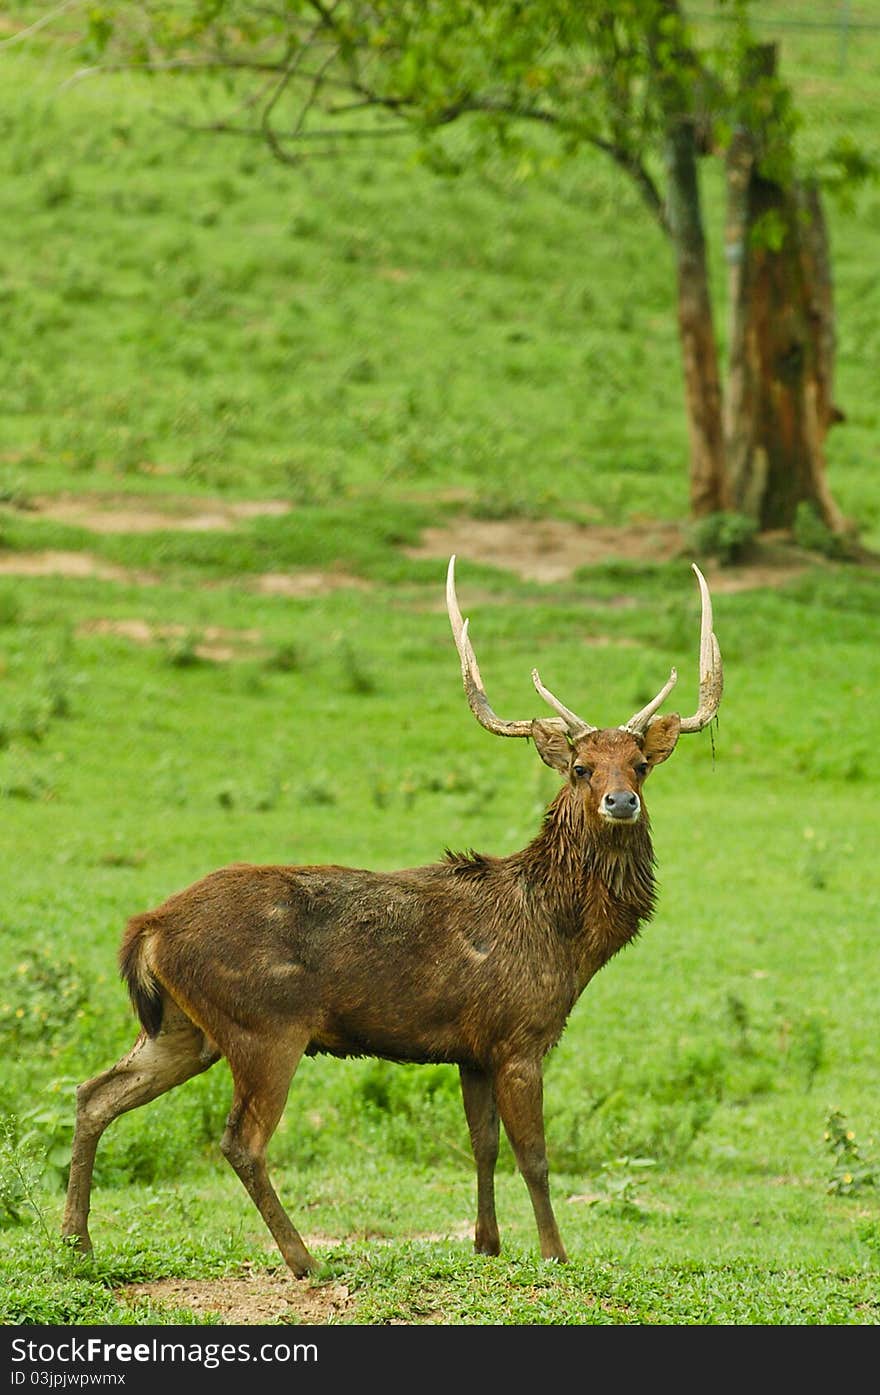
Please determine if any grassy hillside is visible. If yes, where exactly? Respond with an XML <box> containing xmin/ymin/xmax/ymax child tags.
<box><xmin>0</xmin><ymin>4</ymin><xmax>879</xmax><ymax>1327</ymax></box>
<box><xmin>1</xmin><ymin>2</ymin><xmax>879</xmax><ymax>541</ymax></box>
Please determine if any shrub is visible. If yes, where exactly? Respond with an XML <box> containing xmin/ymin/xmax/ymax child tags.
<box><xmin>688</xmin><ymin>510</ymin><xmax>757</xmax><ymax>565</ymax></box>
<box><xmin>793</xmin><ymin>502</ymin><xmax>852</xmax><ymax>559</ymax></box>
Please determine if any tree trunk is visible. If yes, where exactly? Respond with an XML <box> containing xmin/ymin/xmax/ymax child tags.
<box><xmin>723</xmin><ymin>44</ymin><xmax>849</xmax><ymax>533</ymax></box>
<box><xmin>797</xmin><ymin>180</ymin><xmax>849</xmax><ymax>532</ymax></box>
<box><xmin>665</xmin><ymin>118</ymin><xmax>728</xmax><ymax>518</ymax></box>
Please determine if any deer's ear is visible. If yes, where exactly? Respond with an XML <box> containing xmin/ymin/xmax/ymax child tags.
<box><xmin>531</xmin><ymin>720</ymin><xmax>572</xmax><ymax>773</ymax></box>
<box><xmin>642</xmin><ymin>714</ymin><xmax>682</xmax><ymax>766</ymax></box>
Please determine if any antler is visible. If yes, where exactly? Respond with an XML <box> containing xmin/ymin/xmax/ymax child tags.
<box><xmin>678</xmin><ymin>562</ymin><xmax>723</xmax><ymax>733</ymax></box>
<box><xmin>448</xmin><ymin>556</ymin><xmax>721</xmax><ymax>742</ymax></box>
<box><xmin>447</xmin><ymin>555</ymin><xmax>537</xmax><ymax>737</ymax></box>
<box><xmin>623</xmin><ymin>563</ymin><xmax>722</xmax><ymax>735</ymax></box>
<box><xmin>530</xmin><ymin>670</ymin><xmax>596</xmax><ymax>737</ymax></box>
<box><xmin>623</xmin><ymin>667</ymin><xmax>679</xmax><ymax>735</ymax></box>
<box><xmin>446</xmin><ymin>556</ymin><xmax>594</xmax><ymax>738</ymax></box>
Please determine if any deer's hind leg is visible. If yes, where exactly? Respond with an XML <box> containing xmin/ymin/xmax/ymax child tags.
<box><xmin>219</xmin><ymin>1027</ymin><xmax>316</xmax><ymax>1278</ymax></box>
<box><xmin>62</xmin><ymin>1001</ymin><xmax>219</xmax><ymax>1255</ymax></box>
<box><xmin>459</xmin><ymin>1064</ymin><xmax>501</xmax><ymax>1256</ymax></box>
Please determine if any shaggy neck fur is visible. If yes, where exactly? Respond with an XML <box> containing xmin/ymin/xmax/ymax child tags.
<box><xmin>513</xmin><ymin>782</ymin><xmax>657</xmax><ymax>970</ymax></box>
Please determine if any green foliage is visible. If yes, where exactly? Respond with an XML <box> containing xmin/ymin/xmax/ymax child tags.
<box><xmin>57</xmin><ymin>0</ymin><xmax>789</xmax><ymax>200</ymax></box>
<box><xmin>338</xmin><ymin>639</ymin><xmax>379</xmax><ymax>695</ymax></box>
<box><xmin>793</xmin><ymin>501</ymin><xmax>853</xmax><ymax>558</ymax></box>
<box><xmin>689</xmin><ymin>510</ymin><xmax>757</xmax><ymax>565</ymax></box>
<box><xmin>587</xmin><ymin>1156</ymin><xmax>658</xmax><ymax>1219</ymax></box>
<box><xmin>0</xmin><ymin>1115</ymin><xmax>48</xmax><ymax>1231</ymax></box>
<box><xmin>0</xmin><ymin>947</ymin><xmax>89</xmax><ymax>1045</ymax></box>
<box><xmin>817</xmin><ymin>134</ymin><xmax>879</xmax><ymax>211</ymax></box>
<box><xmin>786</xmin><ymin>1014</ymin><xmax>825</xmax><ymax>1093</ymax></box>
<box><xmin>164</xmin><ymin>631</ymin><xmax>204</xmax><ymax>668</ymax></box>
<box><xmin>824</xmin><ymin>1109</ymin><xmax>877</xmax><ymax>1197</ymax></box>
<box><xmin>265</xmin><ymin>641</ymin><xmax>305</xmax><ymax>673</ymax></box>
<box><xmin>0</xmin><ymin>586</ymin><xmax>21</xmax><ymax>627</ymax></box>
<box><xmin>749</xmin><ymin>206</ymin><xmax>789</xmax><ymax>252</ymax></box>
<box><xmin>14</xmin><ymin>1089</ymin><xmax>78</xmax><ymax>1193</ymax></box>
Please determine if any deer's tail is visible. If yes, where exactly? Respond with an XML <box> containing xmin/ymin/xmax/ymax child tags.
<box><xmin>118</xmin><ymin>913</ymin><xmax>164</xmax><ymax>1038</ymax></box>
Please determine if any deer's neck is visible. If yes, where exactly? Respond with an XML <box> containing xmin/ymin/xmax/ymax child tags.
<box><xmin>515</xmin><ymin>786</ymin><xmax>657</xmax><ymax>976</ymax></box>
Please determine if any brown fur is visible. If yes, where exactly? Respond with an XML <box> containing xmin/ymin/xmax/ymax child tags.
<box><xmin>62</xmin><ymin>714</ymin><xmax>684</xmax><ymax>1277</ymax></box>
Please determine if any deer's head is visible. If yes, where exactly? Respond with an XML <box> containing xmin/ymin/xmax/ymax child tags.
<box><xmin>446</xmin><ymin>557</ymin><xmax>722</xmax><ymax>829</ymax></box>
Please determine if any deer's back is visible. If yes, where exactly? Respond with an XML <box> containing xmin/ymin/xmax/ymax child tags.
<box><xmin>128</xmin><ymin>861</ymin><xmax>578</xmax><ymax>1068</ymax></box>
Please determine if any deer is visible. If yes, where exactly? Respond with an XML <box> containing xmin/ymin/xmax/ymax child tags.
<box><xmin>61</xmin><ymin>556</ymin><xmax>722</xmax><ymax>1278</ymax></box>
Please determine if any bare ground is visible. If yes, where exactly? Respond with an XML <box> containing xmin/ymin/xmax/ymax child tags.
<box><xmin>76</xmin><ymin>617</ymin><xmax>267</xmax><ymax>663</ymax></box>
<box><xmin>119</xmin><ymin>1225</ymin><xmax>474</xmax><ymax>1325</ymax></box>
<box><xmin>121</xmin><ymin>1269</ymin><xmax>355</xmax><ymax>1326</ymax></box>
<box><xmin>1</xmin><ymin>490</ymin><xmax>820</xmax><ymax>596</ymax></box>
<box><xmin>29</xmin><ymin>493</ymin><xmax>293</xmax><ymax>534</ymax></box>
<box><xmin>405</xmin><ymin>516</ymin><xmax>686</xmax><ymax>582</ymax></box>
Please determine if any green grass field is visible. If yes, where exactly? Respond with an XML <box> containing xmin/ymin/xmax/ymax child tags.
<box><xmin>1</xmin><ymin>4</ymin><xmax>879</xmax><ymax>1327</ymax></box>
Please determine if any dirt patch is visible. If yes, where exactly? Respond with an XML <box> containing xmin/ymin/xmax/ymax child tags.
<box><xmin>2</xmin><ymin>489</ymin><xmax>824</xmax><ymax>594</ymax></box>
<box><xmin>28</xmin><ymin>493</ymin><xmax>292</xmax><ymax>534</ymax></box>
<box><xmin>254</xmin><ymin>571</ymin><xmax>372</xmax><ymax>597</ymax></box>
<box><xmin>77</xmin><ymin>618</ymin><xmax>266</xmax><ymax>663</ymax></box>
<box><xmin>0</xmin><ymin>550</ymin><xmax>160</xmax><ymax>584</ymax></box>
<box><xmin>118</xmin><ymin>1223</ymin><xmax>475</xmax><ymax>1324</ymax></box>
<box><xmin>120</xmin><ymin>1269</ymin><xmax>354</xmax><ymax>1326</ymax></box>
<box><xmin>0</xmin><ymin>550</ymin><xmax>371</xmax><ymax>598</ymax></box>
<box><xmin>407</xmin><ymin>516</ymin><xmax>817</xmax><ymax>591</ymax></box>
<box><xmin>406</xmin><ymin>517</ymin><xmax>687</xmax><ymax>583</ymax></box>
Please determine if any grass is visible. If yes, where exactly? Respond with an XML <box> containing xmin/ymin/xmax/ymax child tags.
<box><xmin>0</xmin><ymin>3</ymin><xmax>879</xmax><ymax>1330</ymax></box>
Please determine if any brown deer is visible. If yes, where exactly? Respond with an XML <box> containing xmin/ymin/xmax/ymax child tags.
<box><xmin>61</xmin><ymin>557</ymin><xmax>722</xmax><ymax>1277</ymax></box>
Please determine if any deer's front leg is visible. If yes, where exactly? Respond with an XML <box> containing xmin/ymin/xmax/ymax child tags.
<box><xmin>493</xmin><ymin>1056</ymin><xmax>567</xmax><ymax>1263</ymax></box>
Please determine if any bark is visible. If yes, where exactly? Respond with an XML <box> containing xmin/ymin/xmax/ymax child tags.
<box><xmin>797</xmin><ymin>180</ymin><xmax>850</xmax><ymax>532</ymax></box>
<box><xmin>723</xmin><ymin>44</ymin><xmax>849</xmax><ymax>533</ymax></box>
<box><xmin>723</xmin><ymin>122</ymin><xmax>760</xmax><ymax>518</ymax></box>
<box><xmin>665</xmin><ymin>117</ymin><xmax>728</xmax><ymax>517</ymax></box>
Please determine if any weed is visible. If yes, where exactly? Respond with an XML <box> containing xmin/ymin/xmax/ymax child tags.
<box><xmin>298</xmin><ymin>775</ymin><xmax>338</xmax><ymax>806</ymax></box>
<box><xmin>590</xmin><ymin>1156</ymin><xmax>657</xmax><ymax>1218</ymax></box>
<box><xmin>0</xmin><ymin>473</ymin><xmax>34</xmax><ymax>510</ymax></box>
<box><xmin>216</xmin><ymin>784</ymin><xmax>236</xmax><ymax>809</ymax></box>
<box><xmin>0</xmin><ymin>1116</ymin><xmax>51</xmax><ymax>1239</ymax></box>
<box><xmin>283</xmin><ymin>461</ymin><xmax>346</xmax><ymax>504</ymax></box>
<box><xmin>824</xmin><ymin>1109</ymin><xmax>876</xmax><ymax>1195</ymax></box>
<box><xmin>801</xmin><ymin>826</ymin><xmax>833</xmax><ymax>887</ymax></box>
<box><xmin>16</xmin><ymin>700</ymin><xmax>52</xmax><ymax>742</ymax></box>
<box><xmin>339</xmin><ymin>640</ymin><xmax>378</xmax><ymax>695</ymax></box>
<box><xmin>0</xmin><ymin>948</ymin><xmax>89</xmax><ymax>1046</ymax></box>
<box><xmin>39</xmin><ymin>167</ymin><xmax>74</xmax><ymax>208</ymax></box>
<box><xmin>726</xmin><ymin>993</ymin><xmax>753</xmax><ymax>1056</ymax></box>
<box><xmin>254</xmin><ymin>770</ymin><xmax>285</xmax><ymax>812</ymax></box>
<box><xmin>471</xmin><ymin>490</ymin><xmax>538</xmax><ymax>522</ymax></box>
<box><xmin>0</xmin><ymin>758</ymin><xmax>54</xmax><ymax>802</ymax></box>
<box><xmin>165</xmin><ymin>632</ymin><xmax>203</xmax><ymax>668</ymax></box>
<box><xmin>786</xmin><ymin>1015</ymin><xmax>825</xmax><ymax>1092</ymax></box>
<box><xmin>370</xmin><ymin>774</ymin><xmax>393</xmax><ymax>809</ymax></box>
<box><xmin>16</xmin><ymin>1084</ymin><xmax>79</xmax><ymax>1192</ymax></box>
<box><xmin>856</xmin><ymin>1220</ymin><xmax>880</xmax><ymax>1266</ymax></box>
<box><xmin>265</xmin><ymin>642</ymin><xmax>305</xmax><ymax>673</ymax></box>
<box><xmin>97</xmin><ymin>847</ymin><xmax>147</xmax><ymax>869</ymax></box>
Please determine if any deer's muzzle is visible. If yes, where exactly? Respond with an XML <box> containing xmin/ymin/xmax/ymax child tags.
<box><xmin>601</xmin><ymin>790</ymin><xmax>641</xmax><ymax>823</ymax></box>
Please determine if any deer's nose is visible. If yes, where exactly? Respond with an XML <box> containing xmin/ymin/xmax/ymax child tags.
<box><xmin>602</xmin><ymin>790</ymin><xmax>640</xmax><ymax>821</ymax></box>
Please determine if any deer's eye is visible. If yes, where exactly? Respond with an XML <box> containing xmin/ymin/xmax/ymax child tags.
<box><xmin>573</xmin><ymin>764</ymin><xmax>592</xmax><ymax>780</ymax></box>
<box><xmin>635</xmin><ymin>762</ymin><xmax>649</xmax><ymax>777</ymax></box>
